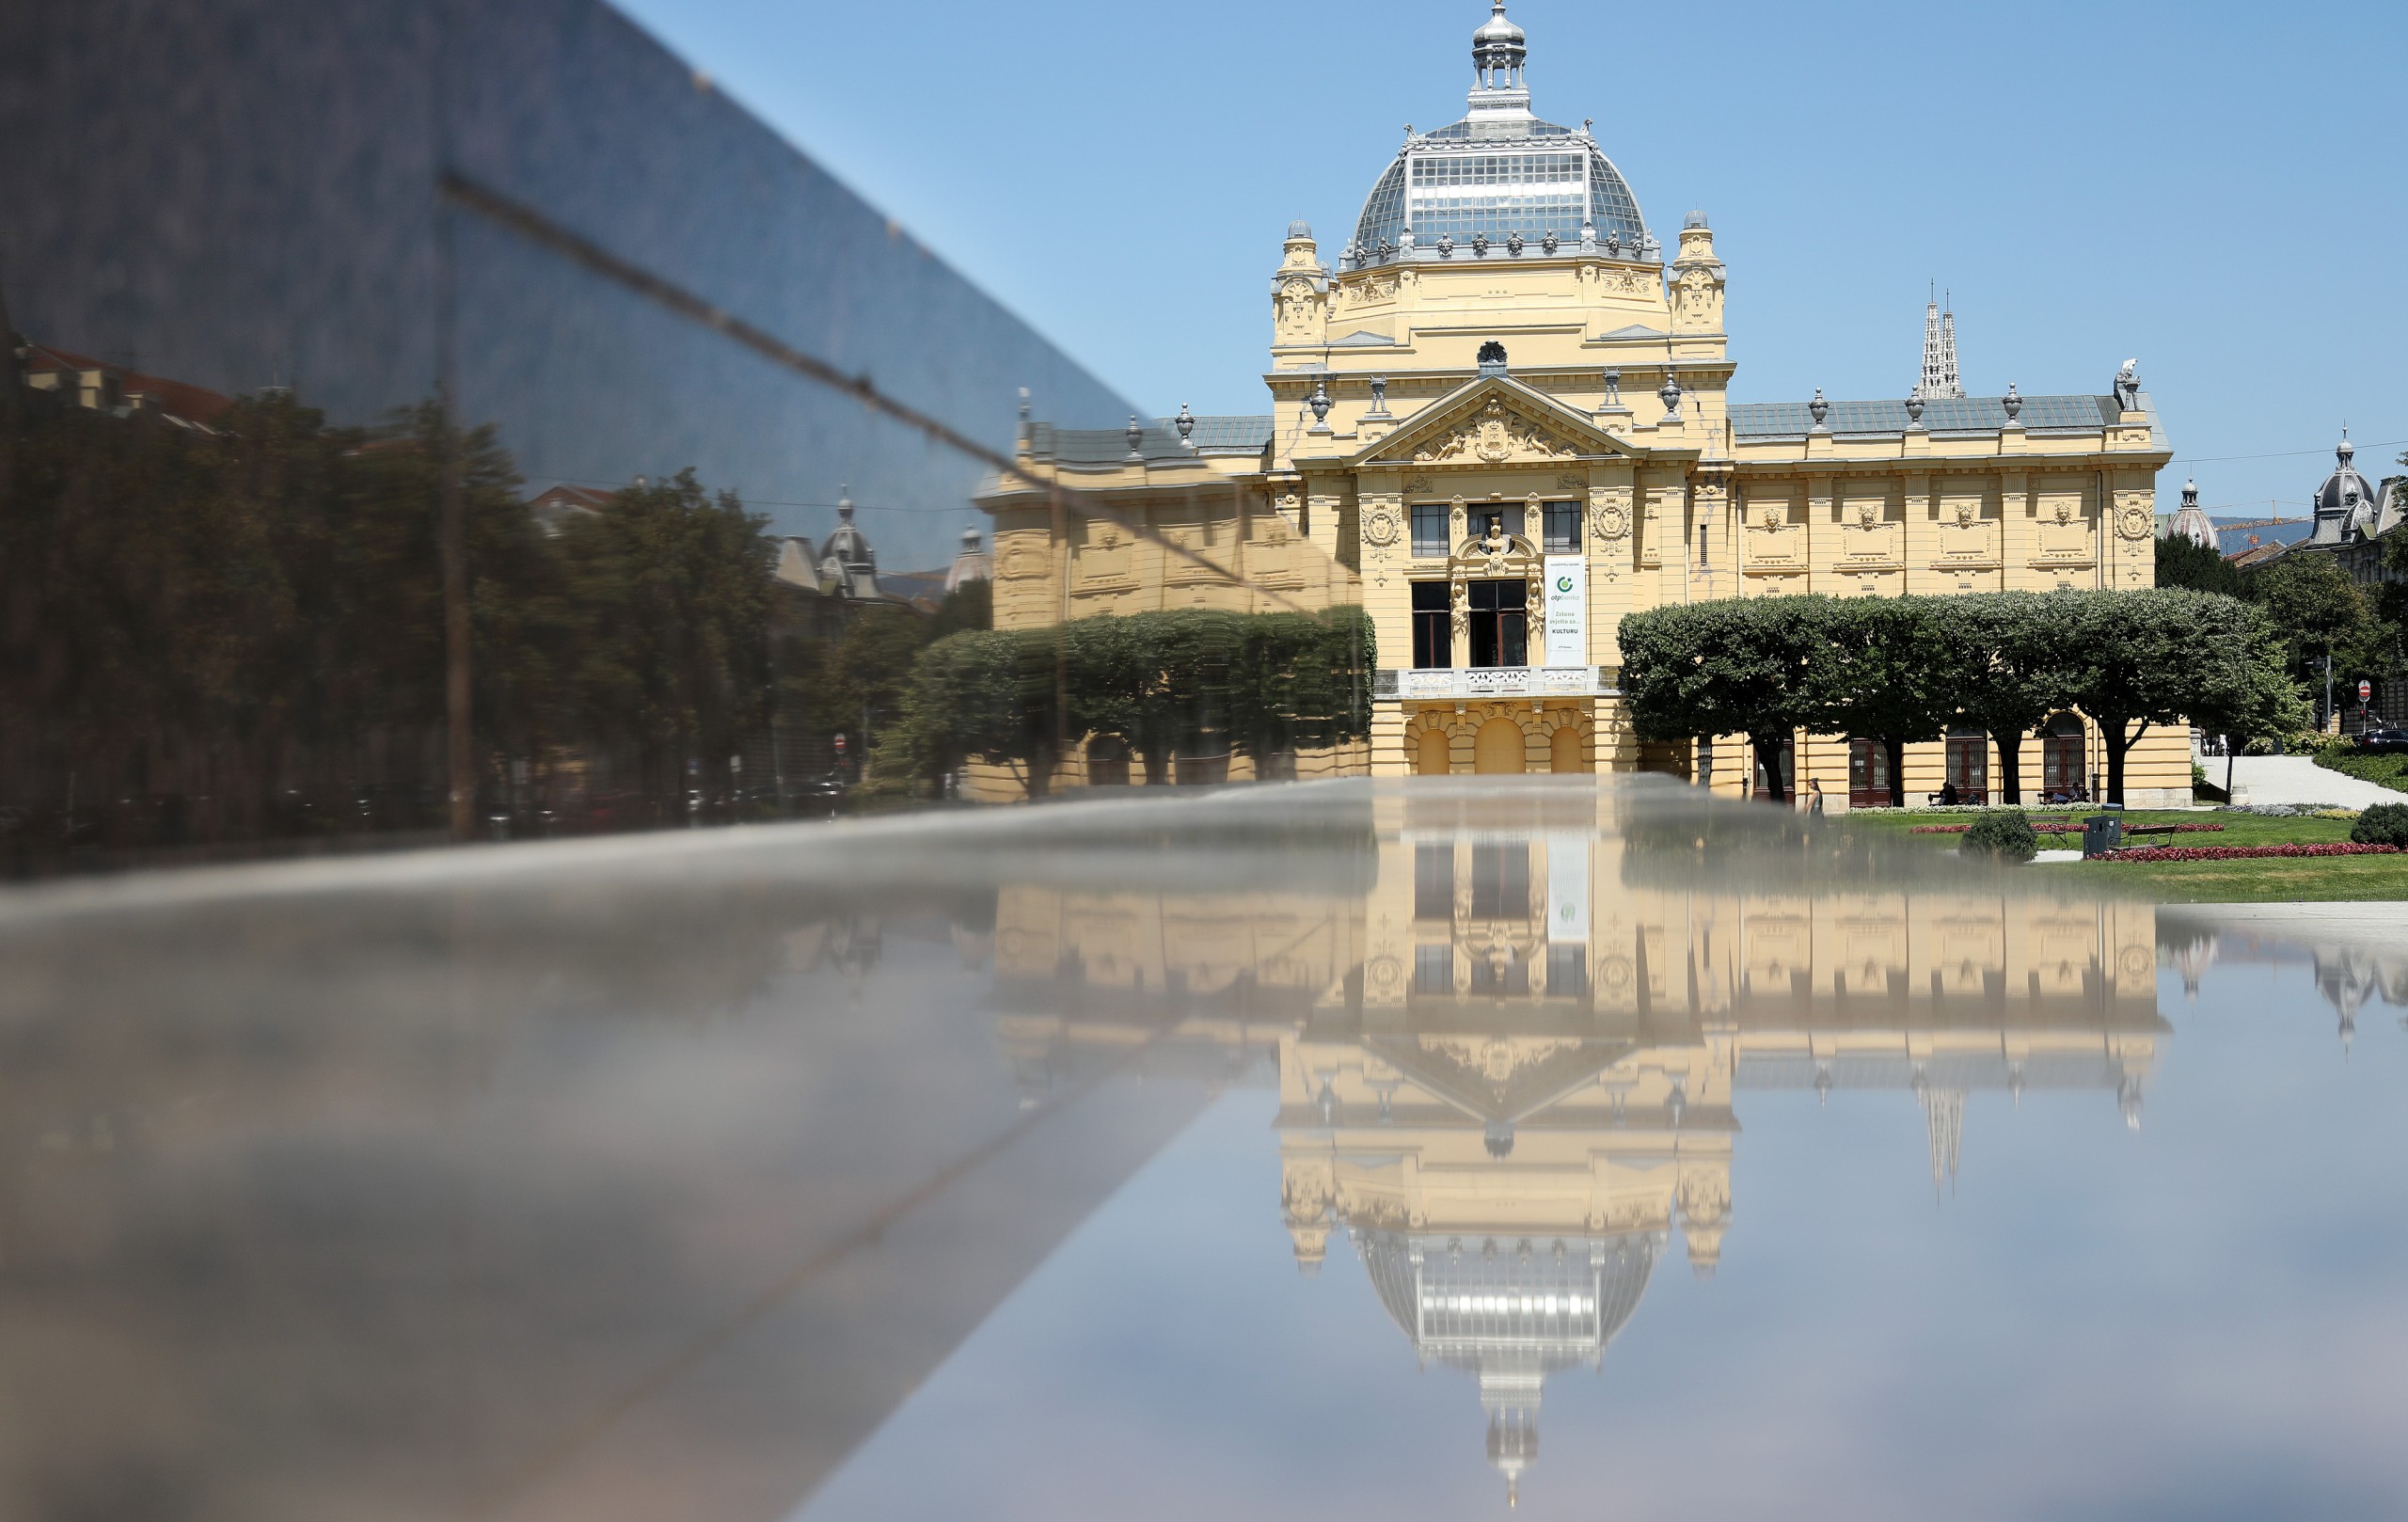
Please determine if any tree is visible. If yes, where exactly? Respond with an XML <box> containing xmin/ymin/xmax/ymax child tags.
<box><xmin>1936</xmin><ymin>594</ymin><xmax>2075</xmax><ymax>804</ymax></box>
<box><xmin>879</xmin><ymin>626</ymin><xmax>1056</xmax><ymax>795</ymax></box>
<box><xmin>1803</xmin><ymin>595</ymin><xmax>1953</xmax><ymax>807</ymax></box>
<box><xmin>1619</xmin><ymin>595</ymin><xmax>1827</xmax><ymax>794</ymax></box>
<box><xmin>2248</xmin><ymin>552</ymin><xmax>2375</xmax><ymax>724</ymax></box>
<box><xmin>2056</xmin><ymin>588</ymin><xmax>2301</xmax><ymax>804</ymax></box>
<box><xmin>2155</xmin><ymin>531</ymin><xmax>2240</xmax><ymax>595</ymax></box>
<box><xmin>556</xmin><ymin>468</ymin><xmax>774</xmax><ymax>803</ymax></box>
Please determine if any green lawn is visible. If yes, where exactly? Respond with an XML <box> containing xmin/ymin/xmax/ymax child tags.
<box><xmin>1831</xmin><ymin>806</ymin><xmax>2408</xmax><ymax>903</ymax></box>
<box><xmin>2317</xmin><ymin>751</ymin><xmax>2408</xmax><ymax>794</ymax></box>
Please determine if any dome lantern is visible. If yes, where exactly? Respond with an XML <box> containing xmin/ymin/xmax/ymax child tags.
<box><xmin>1347</xmin><ymin>2</ymin><xmax>1649</xmax><ymax>269</ymax></box>
<box><xmin>1470</xmin><ymin>2</ymin><xmax>1527</xmax><ymax>93</ymax></box>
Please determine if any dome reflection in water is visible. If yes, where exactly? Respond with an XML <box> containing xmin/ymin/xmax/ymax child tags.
<box><xmin>5</xmin><ymin>777</ymin><xmax>2404</xmax><ymax>1520</ymax></box>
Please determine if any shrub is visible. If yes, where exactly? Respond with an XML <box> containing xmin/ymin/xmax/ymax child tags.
<box><xmin>1961</xmin><ymin>808</ymin><xmax>2038</xmax><ymax>864</ymax></box>
<box><xmin>2351</xmin><ymin>802</ymin><xmax>2408</xmax><ymax>847</ymax></box>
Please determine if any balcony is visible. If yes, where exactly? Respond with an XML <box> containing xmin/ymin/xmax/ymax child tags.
<box><xmin>1375</xmin><ymin>666</ymin><xmax>1616</xmax><ymax>702</ymax></box>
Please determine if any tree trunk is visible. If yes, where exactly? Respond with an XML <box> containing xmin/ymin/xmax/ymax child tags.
<box><xmin>2103</xmin><ymin>717</ymin><xmax>2147</xmax><ymax>806</ymax></box>
<box><xmin>1749</xmin><ymin>731</ymin><xmax>1792</xmax><ymax>802</ymax></box>
<box><xmin>1885</xmin><ymin>737</ymin><xmax>1908</xmax><ymax>809</ymax></box>
<box><xmin>1991</xmin><ymin>729</ymin><xmax>2023</xmax><ymax>805</ymax></box>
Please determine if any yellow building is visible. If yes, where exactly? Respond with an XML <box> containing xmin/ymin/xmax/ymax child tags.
<box><xmin>990</xmin><ymin>785</ymin><xmax>2164</xmax><ymax>1501</ymax></box>
<box><xmin>981</xmin><ymin>4</ymin><xmax>2185</xmax><ymax>806</ymax></box>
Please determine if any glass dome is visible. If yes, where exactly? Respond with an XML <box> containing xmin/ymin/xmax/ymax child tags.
<box><xmin>1346</xmin><ymin>5</ymin><xmax>1651</xmax><ymax>267</ymax></box>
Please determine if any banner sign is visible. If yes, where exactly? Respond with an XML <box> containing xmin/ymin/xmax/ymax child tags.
<box><xmin>1543</xmin><ymin>555</ymin><xmax>1587</xmax><ymax>668</ymax></box>
<box><xmin>1545</xmin><ymin>832</ymin><xmax>1589</xmax><ymax>943</ymax></box>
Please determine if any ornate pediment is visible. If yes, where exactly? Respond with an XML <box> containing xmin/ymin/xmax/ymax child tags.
<box><xmin>1413</xmin><ymin>396</ymin><xmax>1578</xmax><ymax>467</ymax></box>
<box><xmin>1354</xmin><ymin>375</ymin><xmax>1637</xmax><ymax>469</ymax></box>
<box><xmin>1367</xmin><ymin>1033</ymin><xmax>1636</xmax><ymax>1123</ymax></box>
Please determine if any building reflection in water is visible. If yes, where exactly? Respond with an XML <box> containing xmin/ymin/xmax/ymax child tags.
<box><xmin>2159</xmin><ymin>908</ymin><xmax>2408</xmax><ymax>1052</ymax></box>
<box><xmin>998</xmin><ymin>788</ymin><xmax>2163</xmax><ymax>1504</ymax></box>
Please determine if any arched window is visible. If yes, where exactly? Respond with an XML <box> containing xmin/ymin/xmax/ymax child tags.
<box><xmin>1417</xmin><ymin>727</ymin><xmax>1452</xmax><ymax>776</ymax></box>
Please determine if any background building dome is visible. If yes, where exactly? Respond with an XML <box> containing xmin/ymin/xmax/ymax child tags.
<box><xmin>1348</xmin><ymin>7</ymin><xmax>1648</xmax><ymax>266</ymax></box>
<box><xmin>2313</xmin><ymin>432</ymin><xmax>2383</xmax><ymax>536</ymax></box>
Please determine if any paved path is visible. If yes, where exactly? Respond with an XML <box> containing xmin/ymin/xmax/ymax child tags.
<box><xmin>2222</xmin><ymin>754</ymin><xmax>2404</xmax><ymax>808</ymax></box>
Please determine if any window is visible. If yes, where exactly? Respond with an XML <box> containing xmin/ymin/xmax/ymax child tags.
<box><xmin>1414</xmin><ymin>944</ymin><xmax>1455</xmax><ymax>993</ymax></box>
<box><xmin>1945</xmin><ymin>733</ymin><xmax>1988</xmax><ymax>801</ymax></box>
<box><xmin>2041</xmin><ymin>715</ymin><xmax>2085</xmax><ymax>797</ymax></box>
<box><xmin>1466</xmin><ymin>579</ymin><xmax>1526</xmax><ymax>667</ymax></box>
<box><xmin>1411</xmin><ymin>502</ymin><xmax>1449</xmax><ymax>558</ymax></box>
<box><xmin>1848</xmin><ymin>738</ymin><xmax>1892</xmax><ymax>808</ymax></box>
<box><xmin>1414</xmin><ymin>842</ymin><xmax>1454</xmax><ymax>922</ymax></box>
<box><xmin>1545</xmin><ymin>944</ymin><xmax>1587</xmax><ymax>998</ymax></box>
<box><xmin>1469</xmin><ymin>842</ymin><xmax>1529</xmax><ymax>919</ymax></box>
<box><xmin>1542</xmin><ymin>500</ymin><xmax>1580</xmax><ymax>552</ymax></box>
<box><xmin>1411</xmin><ymin>580</ymin><xmax>1451</xmax><ymax>669</ymax></box>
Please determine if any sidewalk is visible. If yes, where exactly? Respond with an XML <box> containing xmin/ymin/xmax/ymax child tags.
<box><xmin>2220</xmin><ymin>755</ymin><xmax>2404</xmax><ymax>809</ymax></box>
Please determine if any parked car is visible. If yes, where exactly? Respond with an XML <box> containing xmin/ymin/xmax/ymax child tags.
<box><xmin>795</xmin><ymin>771</ymin><xmax>848</xmax><ymax>819</ymax></box>
<box><xmin>2355</xmin><ymin>728</ymin><xmax>2408</xmax><ymax>755</ymax></box>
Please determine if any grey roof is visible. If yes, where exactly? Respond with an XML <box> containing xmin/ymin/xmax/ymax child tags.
<box><xmin>1024</xmin><ymin>416</ymin><xmax>1274</xmax><ymax>465</ymax></box>
<box><xmin>1331</xmin><ymin>329</ymin><xmax>1399</xmax><ymax>347</ymax></box>
<box><xmin>1597</xmin><ymin>324</ymin><xmax>1665</xmax><ymax>341</ymax></box>
<box><xmin>1729</xmin><ymin>394</ymin><xmax>2119</xmax><ymax>438</ymax></box>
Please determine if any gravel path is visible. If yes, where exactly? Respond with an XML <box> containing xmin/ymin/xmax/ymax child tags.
<box><xmin>2223</xmin><ymin>755</ymin><xmax>2404</xmax><ymax>808</ymax></box>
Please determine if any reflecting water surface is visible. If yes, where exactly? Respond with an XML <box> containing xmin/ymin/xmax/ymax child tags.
<box><xmin>0</xmin><ymin>779</ymin><xmax>2400</xmax><ymax>1520</ymax></box>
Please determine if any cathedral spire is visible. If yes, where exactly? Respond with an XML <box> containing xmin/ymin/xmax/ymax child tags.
<box><xmin>1912</xmin><ymin>290</ymin><xmax>1966</xmax><ymax>402</ymax></box>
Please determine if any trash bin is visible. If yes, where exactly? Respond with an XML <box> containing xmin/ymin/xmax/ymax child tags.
<box><xmin>2082</xmin><ymin>809</ymin><xmax>2124</xmax><ymax>858</ymax></box>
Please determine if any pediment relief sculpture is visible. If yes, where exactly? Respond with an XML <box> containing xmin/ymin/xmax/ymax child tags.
<box><xmin>1410</xmin><ymin>398</ymin><xmax>1581</xmax><ymax>468</ymax></box>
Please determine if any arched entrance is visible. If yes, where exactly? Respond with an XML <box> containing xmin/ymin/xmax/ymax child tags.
<box><xmin>1549</xmin><ymin>724</ymin><xmax>1586</xmax><ymax>773</ymax></box>
<box><xmin>1474</xmin><ymin>718</ymin><xmax>1526</xmax><ymax>774</ymax></box>
<box><xmin>1416</xmin><ymin>727</ymin><xmax>1452</xmax><ymax>776</ymax></box>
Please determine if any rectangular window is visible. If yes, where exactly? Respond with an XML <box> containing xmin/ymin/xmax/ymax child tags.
<box><xmin>1545</xmin><ymin>944</ymin><xmax>1588</xmax><ymax>998</ymax></box>
<box><xmin>1414</xmin><ymin>842</ymin><xmax>1455</xmax><ymax>922</ymax></box>
<box><xmin>1411</xmin><ymin>579</ymin><xmax>1451</xmax><ymax>669</ymax></box>
<box><xmin>1945</xmin><ymin>737</ymin><xmax>1988</xmax><ymax>801</ymax></box>
<box><xmin>1414</xmin><ymin>944</ymin><xmax>1454</xmax><ymax>994</ymax></box>
<box><xmin>1410</xmin><ymin>502</ymin><xmax>1449</xmax><ymax>558</ymax></box>
<box><xmin>1466</xmin><ymin>579</ymin><xmax>1527</xmax><ymax>668</ymax></box>
<box><xmin>1470</xmin><ymin>843</ymin><xmax>1529</xmax><ymax>919</ymax></box>
<box><xmin>1542</xmin><ymin>500</ymin><xmax>1580</xmax><ymax>552</ymax></box>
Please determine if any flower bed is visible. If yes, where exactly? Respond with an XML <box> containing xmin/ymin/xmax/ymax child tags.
<box><xmin>2095</xmin><ymin>843</ymin><xmax>2400</xmax><ymax>863</ymax></box>
<box><xmin>1911</xmin><ymin>821</ymin><xmax>2226</xmax><ymax>835</ymax></box>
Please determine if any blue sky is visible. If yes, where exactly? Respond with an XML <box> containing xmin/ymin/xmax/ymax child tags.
<box><xmin>611</xmin><ymin>0</ymin><xmax>2407</xmax><ymax>527</ymax></box>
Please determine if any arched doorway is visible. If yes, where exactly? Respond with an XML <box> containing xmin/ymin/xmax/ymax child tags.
<box><xmin>1416</xmin><ymin>727</ymin><xmax>1451</xmax><ymax>776</ymax></box>
<box><xmin>1549</xmin><ymin>724</ymin><xmax>1586</xmax><ymax>773</ymax></box>
<box><xmin>1474</xmin><ymin>718</ymin><xmax>1526</xmax><ymax>774</ymax></box>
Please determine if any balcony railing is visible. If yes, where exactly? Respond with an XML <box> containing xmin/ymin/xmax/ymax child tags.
<box><xmin>1374</xmin><ymin>666</ymin><xmax>1616</xmax><ymax>701</ymax></box>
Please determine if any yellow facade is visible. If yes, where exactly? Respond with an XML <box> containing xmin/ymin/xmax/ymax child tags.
<box><xmin>980</xmin><ymin>6</ymin><xmax>2183</xmax><ymax>805</ymax></box>
<box><xmin>990</xmin><ymin>785</ymin><xmax>2163</xmax><ymax>1500</ymax></box>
